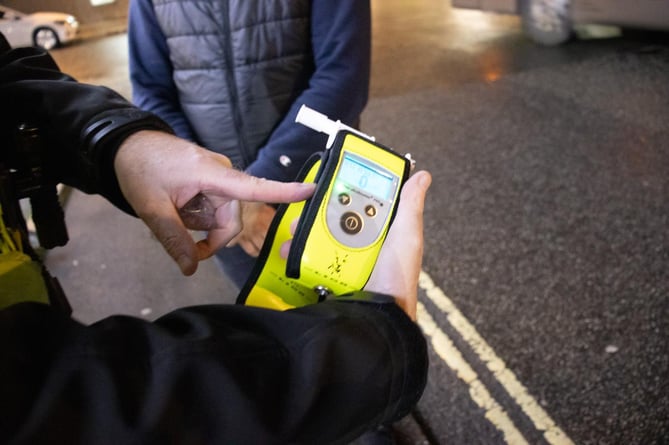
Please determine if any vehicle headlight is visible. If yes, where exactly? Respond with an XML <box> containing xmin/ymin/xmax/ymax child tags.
<box><xmin>56</xmin><ymin>16</ymin><xmax>79</xmax><ymax>30</ymax></box>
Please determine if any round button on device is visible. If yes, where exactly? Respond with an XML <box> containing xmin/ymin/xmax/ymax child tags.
<box><xmin>365</xmin><ymin>205</ymin><xmax>377</xmax><ymax>218</ymax></box>
<box><xmin>340</xmin><ymin>212</ymin><xmax>363</xmax><ymax>235</ymax></box>
<box><xmin>338</xmin><ymin>193</ymin><xmax>351</xmax><ymax>205</ymax></box>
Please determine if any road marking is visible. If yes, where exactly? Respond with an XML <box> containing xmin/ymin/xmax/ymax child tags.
<box><xmin>418</xmin><ymin>271</ymin><xmax>575</xmax><ymax>445</ymax></box>
<box><xmin>418</xmin><ymin>302</ymin><xmax>529</xmax><ymax>444</ymax></box>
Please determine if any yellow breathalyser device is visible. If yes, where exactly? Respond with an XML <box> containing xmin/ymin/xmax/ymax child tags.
<box><xmin>237</xmin><ymin>105</ymin><xmax>413</xmax><ymax>310</ymax></box>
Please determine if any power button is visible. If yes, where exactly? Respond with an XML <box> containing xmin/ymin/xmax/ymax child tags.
<box><xmin>340</xmin><ymin>212</ymin><xmax>363</xmax><ymax>235</ymax></box>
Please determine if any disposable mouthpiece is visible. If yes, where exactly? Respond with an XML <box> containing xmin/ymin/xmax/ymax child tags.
<box><xmin>295</xmin><ymin>104</ymin><xmax>375</xmax><ymax>148</ymax></box>
<box><xmin>295</xmin><ymin>105</ymin><xmax>339</xmax><ymax>137</ymax></box>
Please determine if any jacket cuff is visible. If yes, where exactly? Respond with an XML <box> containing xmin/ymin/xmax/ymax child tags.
<box><xmin>80</xmin><ymin>108</ymin><xmax>173</xmax><ymax>213</ymax></box>
<box><xmin>329</xmin><ymin>291</ymin><xmax>428</xmax><ymax>422</ymax></box>
<box><xmin>334</xmin><ymin>291</ymin><xmax>396</xmax><ymax>305</ymax></box>
<box><xmin>81</xmin><ymin>108</ymin><xmax>173</xmax><ymax>168</ymax></box>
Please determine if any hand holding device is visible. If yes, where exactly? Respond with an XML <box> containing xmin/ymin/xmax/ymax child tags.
<box><xmin>239</xmin><ymin>106</ymin><xmax>416</xmax><ymax>309</ymax></box>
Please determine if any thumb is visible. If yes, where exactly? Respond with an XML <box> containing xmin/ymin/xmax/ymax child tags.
<box><xmin>141</xmin><ymin>205</ymin><xmax>200</xmax><ymax>276</ymax></box>
<box><xmin>365</xmin><ymin>170</ymin><xmax>432</xmax><ymax>320</ymax></box>
<box><xmin>393</xmin><ymin>170</ymin><xmax>431</xmax><ymax>236</ymax></box>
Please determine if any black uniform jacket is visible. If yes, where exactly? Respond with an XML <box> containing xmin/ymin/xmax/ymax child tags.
<box><xmin>0</xmin><ymin>35</ymin><xmax>428</xmax><ymax>444</ymax></box>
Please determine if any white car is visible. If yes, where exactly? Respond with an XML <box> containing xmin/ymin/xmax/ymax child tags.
<box><xmin>452</xmin><ymin>0</ymin><xmax>669</xmax><ymax>45</ymax></box>
<box><xmin>0</xmin><ymin>5</ymin><xmax>79</xmax><ymax>50</ymax></box>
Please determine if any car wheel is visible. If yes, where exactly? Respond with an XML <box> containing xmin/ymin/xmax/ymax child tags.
<box><xmin>33</xmin><ymin>27</ymin><xmax>60</xmax><ymax>50</ymax></box>
<box><xmin>521</xmin><ymin>0</ymin><xmax>571</xmax><ymax>45</ymax></box>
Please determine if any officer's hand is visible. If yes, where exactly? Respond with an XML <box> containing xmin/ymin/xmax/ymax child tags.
<box><xmin>279</xmin><ymin>170</ymin><xmax>431</xmax><ymax>321</ymax></box>
<box><xmin>364</xmin><ymin>170</ymin><xmax>431</xmax><ymax>321</ymax></box>
<box><xmin>226</xmin><ymin>201</ymin><xmax>276</xmax><ymax>257</ymax></box>
<box><xmin>113</xmin><ymin>130</ymin><xmax>315</xmax><ymax>276</ymax></box>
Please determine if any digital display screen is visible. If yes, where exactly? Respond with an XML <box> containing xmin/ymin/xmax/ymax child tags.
<box><xmin>337</xmin><ymin>153</ymin><xmax>396</xmax><ymax>201</ymax></box>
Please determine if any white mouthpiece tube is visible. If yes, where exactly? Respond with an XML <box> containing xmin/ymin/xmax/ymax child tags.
<box><xmin>295</xmin><ymin>105</ymin><xmax>339</xmax><ymax>137</ymax></box>
<box><xmin>295</xmin><ymin>104</ymin><xmax>375</xmax><ymax>148</ymax></box>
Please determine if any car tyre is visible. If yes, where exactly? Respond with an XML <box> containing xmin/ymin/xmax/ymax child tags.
<box><xmin>33</xmin><ymin>27</ymin><xmax>60</xmax><ymax>50</ymax></box>
<box><xmin>521</xmin><ymin>0</ymin><xmax>572</xmax><ymax>46</ymax></box>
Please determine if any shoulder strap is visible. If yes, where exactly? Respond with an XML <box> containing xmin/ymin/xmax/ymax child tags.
<box><xmin>237</xmin><ymin>153</ymin><xmax>323</xmax><ymax>309</ymax></box>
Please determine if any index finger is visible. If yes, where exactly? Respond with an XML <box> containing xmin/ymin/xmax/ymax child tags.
<box><xmin>201</xmin><ymin>169</ymin><xmax>316</xmax><ymax>204</ymax></box>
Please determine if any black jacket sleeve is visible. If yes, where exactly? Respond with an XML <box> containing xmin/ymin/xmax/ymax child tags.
<box><xmin>0</xmin><ymin>41</ymin><xmax>172</xmax><ymax>214</ymax></box>
<box><xmin>0</xmin><ymin>295</ymin><xmax>427</xmax><ymax>445</ymax></box>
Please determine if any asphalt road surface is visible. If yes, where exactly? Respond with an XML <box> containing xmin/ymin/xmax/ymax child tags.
<box><xmin>47</xmin><ymin>1</ymin><xmax>668</xmax><ymax>444</ymax></box>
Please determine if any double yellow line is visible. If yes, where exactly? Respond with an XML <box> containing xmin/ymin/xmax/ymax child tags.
<box><xmin>417</xmin><ymin>271</ymin><xmax>574</xmax><ymax>445</ymax></box>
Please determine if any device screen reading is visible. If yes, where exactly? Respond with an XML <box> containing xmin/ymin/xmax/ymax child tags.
<box><xmin>338</xmin><ymin>153</ymin><xmax>396</xmax><ymax>201</ymax></box>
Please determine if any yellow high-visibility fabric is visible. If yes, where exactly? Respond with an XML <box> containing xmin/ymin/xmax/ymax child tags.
<box><xmin>0</xmin><ymin>201</ymin><xmax>50</xmax><ymax>309</ymax></box>
<box><xmin>0</xmin><ymin>250</ymin><xmax>49</xmax><ymax>309</ymax></box>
